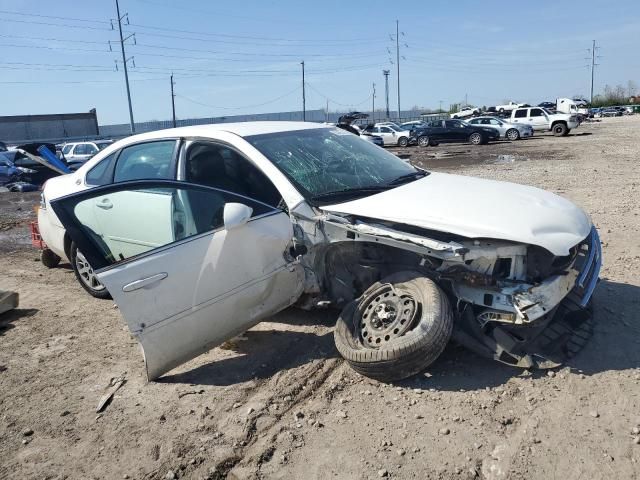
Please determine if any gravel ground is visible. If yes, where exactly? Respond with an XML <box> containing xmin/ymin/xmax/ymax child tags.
<box><xmin>1</xmin><ymin>116</ymin><xmax>639</xmax><ymax>480</ymax></box>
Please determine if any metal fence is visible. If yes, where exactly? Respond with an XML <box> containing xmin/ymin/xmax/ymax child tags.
<box><xmin>98</xmin><ymin>108</ymin><xmax>445</xmax><ymax>138</ymax></box>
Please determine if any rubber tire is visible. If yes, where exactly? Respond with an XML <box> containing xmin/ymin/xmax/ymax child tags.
<box><xmin>397</xmin><ymin>137</ymin><xmax>409</xmax><ymax>147</ymax></box>
<box><xmin>334</xmin><ymin>271</ymin><xmax>453</xmax><ymax>382</ymax></box>
<box><xmin>417</xmin><ymin>136</ymin><xmax>430</xmax><ymax>147</ymax></box>
<box><xmin>506</xmin><ymin>128</ymin><xmax>520</xmax><ymax>141</ymax></box>
<box><xmin>552</xmin><ymin>123</ymin><xmax>569</xmax><ymax>136</ymax></box>
<box><xmin>40</xmin><ymin>248</ymin><xmax>61</xmax><ymax>268</ymax></box>
<box><xmin>469</xmin><ymin>132</ymin><xmax>483</xmax><ymax>145</ymax></box>
<box><xmin>70</xmin><ymin>242</ymin><xmax>112</xmax><ymax>299</ymax></box>
<box><xmin>452</xmin><ymin>115</ymin><xmax>458</xmax><ymax>119</ymax></box>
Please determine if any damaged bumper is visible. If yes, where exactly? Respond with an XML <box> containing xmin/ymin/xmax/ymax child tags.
<box><xmin>454</xmin><ymin>227</ymin><xmax>602</xmax><ymax>368</ymax></box>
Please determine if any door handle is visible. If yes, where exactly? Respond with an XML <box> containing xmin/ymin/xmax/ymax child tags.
<box><xmin>122</xmin><ymin>273</ymin><xmax>168</xmax><ymax>292</ymax></box>
<box><xmin>97</xmin><ymin>198</ymin><xmax>113</xmax><ymax>210</ymax></box>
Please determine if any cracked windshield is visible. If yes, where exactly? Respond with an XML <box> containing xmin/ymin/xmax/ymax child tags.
<box><xmin>247</xmin><ymin>128</ymin><xmax>421</xmax><ymax>203</ymax></box>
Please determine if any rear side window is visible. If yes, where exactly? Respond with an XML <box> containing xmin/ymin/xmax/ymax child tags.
<box><xmin>514</xmin><ymin>109</ymin><xmax>527</xmax><ymax>118</ymax></box>
<box><xmin>114</xmin><ymin>141</ymin><xmax>176</xmax><ymax>183</ymax></box>
<box><xmin>86</xmin><ymin>153</ymin><xmax>117</xmax><ymax>185</ymax></box>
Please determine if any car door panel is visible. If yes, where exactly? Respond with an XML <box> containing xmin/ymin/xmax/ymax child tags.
<box><xmin>51</xmin><ymin>180</ymin><xmax>303</xmax><ymax>380</ymax></box>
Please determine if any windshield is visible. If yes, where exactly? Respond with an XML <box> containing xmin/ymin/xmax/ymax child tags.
<box><xmin>246</xmin><ymin>128</ymin><xmax>423</xmax><ymax>204</ymax></box>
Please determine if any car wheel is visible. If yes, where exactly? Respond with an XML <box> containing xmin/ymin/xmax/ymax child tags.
<box><xmin>506</xmin><ymin>128</ymin><xmax>520</xmax><ymax>141</ymax></box>
<box><xmin>70</xmin><ymin>242</ymin><xmax>111</xmax><ymax>299</ymax></box>
<box><xmin>40</xmin><ymin>248</ymin><xmax>61</xmax><ymax>268</ymax></box>
<box><xmin>552</xmin><ymin>123</ymin><xmax>568</xmax><ymax>136</ymax></box>
<box><xmin>452</xmin><ymin>115</ymin><xmax>458</xmax><ymax>119</ymax></box>
<box><xmin>397</xmin><ymin>137</ymin><xmax>409</xmax><ymax>147</ymax></box>
<box><xmin>333</xmin><ymin>271</ymin><xmax>453</xmax><ymax>382</ymax></box>
<box><xmin>469</xmin><ymin>132</ymin><xmax>483</xmax><ymax>145</ymax></box>
<box><xmin>417</xmin><ymin>136</ymin><xmax>430</xmax><ymax>147</ymax></box>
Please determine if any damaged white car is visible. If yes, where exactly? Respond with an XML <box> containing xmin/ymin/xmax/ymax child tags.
<box><xmin>42</xmin><ymin>122</ymin><xmax>601</xmax><ymax>381</ymax></box>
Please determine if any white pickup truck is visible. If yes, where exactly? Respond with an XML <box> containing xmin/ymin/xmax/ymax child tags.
<box><xmin>509</xmin><ymin>106</ymin><xmax>580</xmax><ymax>136</ymax></box>
<box><xmin>495</xmin><ymin>101</ymin><xmax>526</xmax><ymax>113</ymax></box>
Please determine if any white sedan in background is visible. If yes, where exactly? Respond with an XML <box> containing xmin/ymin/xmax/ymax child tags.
<box><xmin>38</xmin><ymin>122</ymin><xmax>600</xmax><ymax>382</ymax></box>
<box><xmin>450</xmin><ymin>106</ymin><xmax>480</xmax><ymax>119</ymax></box>
<box><xmin>467</xmin><ymin>116</ymin><xmax>534</xmax><ymax>140</ymax></box>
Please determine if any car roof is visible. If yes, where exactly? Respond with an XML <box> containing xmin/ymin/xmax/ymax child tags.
<box><xmin>123</xmin><ymin>121</ymin><xmax>328</xmax><ymax>144</ymax></box>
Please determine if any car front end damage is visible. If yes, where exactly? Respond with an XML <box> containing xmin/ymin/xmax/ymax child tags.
<box><xmin>294</xmin><ymin>211</ymin><xmax>601</xmax><ymax>370</ymax></box>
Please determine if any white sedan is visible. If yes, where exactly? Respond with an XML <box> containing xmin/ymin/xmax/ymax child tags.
<box><xmin>38</xmin><ymin>122</ymin><xmax>601</xmax><ymax>382</ymax></box>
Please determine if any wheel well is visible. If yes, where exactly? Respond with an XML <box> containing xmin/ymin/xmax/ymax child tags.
<box><xmin>316</xmin><ymin>241</ymin><xmax>440</xmax><ymax>307</ymax></box>
<box><xmin>63</xmin><ymin>233</ymin><xmax>72</xmax><ymax>261</ymax></box>
<box><xmin>551</xmin><ymin>120</ymin><xmax>567</xmax><ymax>127</ymax></box>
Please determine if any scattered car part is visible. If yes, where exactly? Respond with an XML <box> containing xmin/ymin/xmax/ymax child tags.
<box><xmin>0</xmin><ymin>290</ymin><xmax>19</xmax><ymax>315</ymax></box>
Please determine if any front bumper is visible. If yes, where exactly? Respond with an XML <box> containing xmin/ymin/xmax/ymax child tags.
<box><xmin>453</xmin><ymin>227</ymin><xmax>602</xmax><ymax>368</ymax></box>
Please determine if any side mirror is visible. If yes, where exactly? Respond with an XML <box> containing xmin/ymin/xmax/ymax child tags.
<box><xmin>223</xmin><ymin>203</ymin><xmax>253</xmax><ymax>231</ymax></box>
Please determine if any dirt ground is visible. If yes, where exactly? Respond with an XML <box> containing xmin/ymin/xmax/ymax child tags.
<box><xmin>1</xmin><ymin>116</ymin><xmax>639</xmax><ymax>480</ymax></box>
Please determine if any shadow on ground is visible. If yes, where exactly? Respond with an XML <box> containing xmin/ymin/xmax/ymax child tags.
<box><xmin>0</xmin><ymin>308</ymin><xmax>38</xmax><ymax>337</ymax></box>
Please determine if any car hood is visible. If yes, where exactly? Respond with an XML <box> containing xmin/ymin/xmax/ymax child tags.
<box><xmin>321</xmin><ymin>172</ymin><xmax>591</xmax><ymax>256</ymax></box>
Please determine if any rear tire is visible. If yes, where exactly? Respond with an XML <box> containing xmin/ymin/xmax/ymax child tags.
<box><xmin>417</xmin><ymin>136</ymin><xmax>430</xmax><ymax>147</ymax></box>
<box><xmin>40</xmin><ymin>248</ymin><xmax>61</xmax><ymax>268</ymax></box>
<box><xmin>506</xmin><ymin>128</ymin><xmax>520</xmax><ymax>141</ymax></box>
<box><xmin>552</xmin><ymin>123</ymin><xmax>569</xmax><ymax>136</ymax></box>
<box><xmin>397</xmin><ymin>137</ymin><xmax>409</xmax><ymax>147</ymax></box>
<box><xmin>70</xmin><ymin>242</ymin><xmax>111</xmax><ymax>299</ymax></box>
<box><xmin>334</xmin><ymin>272</ymin><xmax>453</xmax><ymax>382</ymax></box>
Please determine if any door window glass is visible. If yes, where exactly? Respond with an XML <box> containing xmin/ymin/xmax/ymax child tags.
<box><xmin>530</xmin><ymin>108</ymin><xmax>544</xmax><ymax>117</ymax></box>
<box><xmin>185</xmin><ymin>143</ymin><xmax>282</xmax><ymax>207</ymax></box>
<box><xmin>86</xmin><ymin>144</ymin><xmax>99</xmax><ymax>155</ymax></box>
<box><xmin>74</xmin><ymin>144</ymin><xmax>88</xmax><ymax>155</ymax></box>
<box><xmin>62</xmin><ymin>144</ymin><xmax>74</xmax><ymax>155</ymax></box>
<box><xmin>86</xmin><ymin>153</ymin><xmax>117</xmax><ymax>185</ymax></box>
<box><xmin>114</xmin><ymin>141</ymin><xmax>176</xmax><ymax>182</ymax></box>
<box><xmin>67</xmin><ymin>185</ymin><xmax>274</xmax><ymax>266</ymax></box>
<box><xmin>380</xmin><ymin>127</ymin><xmax>392</xmax><ymax>133</ymax></box>
<box><xmin>514</xmin><ymin>109</ymin><xmax>527</xmax><ymax>118</ymax></box>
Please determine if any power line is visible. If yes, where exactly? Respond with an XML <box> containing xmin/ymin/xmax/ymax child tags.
<box><xmin>0</xmin><ymin>9</ymin><xmax>108</xmax><ymax>24</ymax></box>
<box><xmin>0</xmin><ymin>16</ymin><xmax>112</xmax><ymax>31</ymax></box>
<box><xmin>304</xmin><ymin>82</ymin><xmax>372</xmax><ymax>108</ymax></box>
<box><xmin>174</xmin><ymin>85</ymin><xmax>301</xmax><ymax>111</ymax></box>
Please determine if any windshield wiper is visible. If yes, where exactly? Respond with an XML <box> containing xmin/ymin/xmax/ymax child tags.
<box><xmin>388</xmin><ymin>170</ymin><xmax>428</xmax><ymax>185</ymax></box>
<box><xmin>311</xmin><ymin>185</ymin><xmax>391</xmax><ymax>203</ymax></box>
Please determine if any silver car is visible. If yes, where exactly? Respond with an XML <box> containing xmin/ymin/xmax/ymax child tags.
<box><xmin>61</xmin><ymin>140</ymin><xmax>114</xmax><ymax>165</ymax></box>
<box><xmin>467</xmin><ymin>117</ymin><xmax>533</xmax><ymax>140</ymax></box>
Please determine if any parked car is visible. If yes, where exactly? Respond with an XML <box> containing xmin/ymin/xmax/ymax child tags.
<box><xmin>467</xmin><ymin>117</ymin><xmax>533</xmax><ymax>140</ymax></box>
<box><xmin>363</xmin><ymin>124</ymin><xmax>412</xmax><ymax>147</ymax></box>
<box><xmin>399</xmin><ymin>121</ymin><xmax>426</xmax><ymax>131</ymax></box>
<box><xmin>538</xmin><ymin>102</ymin><xmax>556</xmax><ymax>110</ymax></box>
<box><xmin>61</xmin><ymin>140</ymin><xmax>114</xmax><ymax>168</ymax></box>
<box><xmin>495</xmin><ymin>101</ymin><xmax>526</xmax><ymax>113</ymax></box>
<box><xmin>509</xmin><ymin>107</ymin><xmax>579</xmax><ymax>136</ymax></box>
<box><xmin>39</xmin><ymin>122</ymin><xmax>600</xmax><ymax>382</ymax></box>
<box><xmin>451</xmin><ymin>106</ymin><xmax>480</xmax><ymax>119</ymax></box>
<box><xmin>600</xmin><ymin>107</ymin><xmax>622</xmax><ymax>117</ymax></box>
<box><xmin>335</xmin><ymin>112</ymin><xmax>384</xmax><ymax>147</ymax></box>
<box><xmin>410</xmin><ymin>119</ymin><xmax>500</xmax><ymax>146</ymax></box>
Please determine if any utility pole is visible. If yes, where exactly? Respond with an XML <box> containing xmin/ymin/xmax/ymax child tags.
<box><xmin>170</xmin><ymin>74</ymin><xmax>176</xmax><ymax>128</ymax></box>
<box><xmin>439</xmin><ymin>100</ymin><xmax>443</xmax><ymax>113</ymax></box>
<box><xmin>589</xmin><ymin>40</ymin><xmax>599</xmax><ymax>105</ymax></box>
<box><xmin>301</xmin><ymin>61</ymin><xmax>306</xmax><ymax>121</ymax></box>
<box><xmin>395</xmin><ymin>19</ymin><xmax>401</xmax><ymax>119</ymax></box>
<box><xmin>114</xmin><ymin>0</ymin><xmax>135</xmax><ymax>133</ymax></box>
<box><xmin>325</xmin><ymin>99</ymin><xmax>329</xmax><ymax>123</ymax></box>
<box><xmin>464</xmin><ymin>93</ymin><xmax>468</xmax><ymax>107</ymax></box>
<box><xmin>372</xmin><ymin>82</ymin><xmax>376</xmax><ymax>123</ymax></box>
<box><xmin>383</xmin><ymin>70</ymin><xmax>390</xmax><ymax>119</ymax></box>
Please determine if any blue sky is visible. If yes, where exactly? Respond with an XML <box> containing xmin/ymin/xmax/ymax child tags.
<box><xmin>1</xmin><ymin>0</ymin><xmax>638</xmax><ymax>124</ymax></box>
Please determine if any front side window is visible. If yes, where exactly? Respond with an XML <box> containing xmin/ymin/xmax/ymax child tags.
<box><xmin>246</xmin><ymin>128</ymin><xmax>421</xmax><ymax>204</ymax></box>
<box><xmin>86</xmin><ymin>144</ymin><xmax>99</xmax><ymax>155</ymax></box>
<box><xmin>530</xmin><ymin>108</ymin><xmax>544</xmax><ymax>117</ymax></box>
<box><xmin>185</xmin><ymin>143</ymin><xmax>282</xmax><ymax>207</ymax></box>
<box><xmin>113</xmin><ymin>141</ymin><xmax>176</xmax><ymax>183</ymax></box>
<box><xmin>73</xmin><ymin>144</ymin><xmax>88</xmax><ymax>155</ymax></box>
<box><xmin>67</xmin><ymin>184</ymin><xmax>274</xmax><ymax>267</ymax></box>
<box><xmin>380</xmin><ymin>127</ymin><xmax>393</xmax><ymax>133</ymax></box>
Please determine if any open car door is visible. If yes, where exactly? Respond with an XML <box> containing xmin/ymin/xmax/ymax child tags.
<box><xmin>51</xmin><ymin>180</ymin><xmax>304</xmax><ymax>380</ymax></box>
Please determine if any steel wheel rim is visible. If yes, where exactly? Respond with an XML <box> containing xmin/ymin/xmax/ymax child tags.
<box><xmin>75</xmin><ymin>250</ymin><xmax>105</xmax><ymax>291</ymax></box>
<box><xmin>358</xmin><ymin>285</ymin><xmax>419</xmax><ymax>348</ymax></box>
